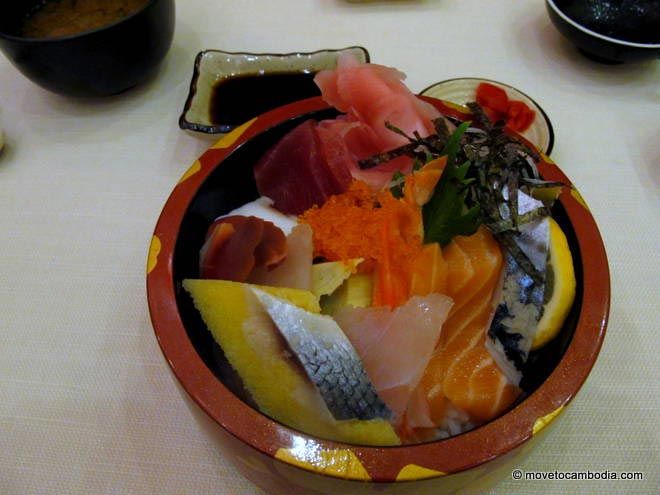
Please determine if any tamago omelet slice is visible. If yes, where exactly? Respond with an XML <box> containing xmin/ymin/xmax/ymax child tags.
<box><xmin>183</xmin><ymin>279</ymin><xmax>400</xmax><ymax>446</ymax></box>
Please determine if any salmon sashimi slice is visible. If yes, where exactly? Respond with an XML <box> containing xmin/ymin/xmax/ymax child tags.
<box><xmin>410</xmin><ymin>242</ymin><xmax>448</xmax><ymax>297</ymax></box>
<box><xmin>447</xmin><ymin>228</ymin><xmax>502</xmax><ymax>315</ymax></box>
<box><xmin>403</xmin><ymin>157</ymin><xmax>447</xmax><ymax>207</ymax></box>
<box><xmin>417</xmin><ymin>226</ymin><xmax>521</xmax><ymax>426</ymax></box>
<box><xmin>443</xmin><ymin>241</ymin><xmax>475</xmax><ymax>301</ymax></box>
<box><xmin>437</xmin><ymin>228</ymin><xmax>499</xmax><ymax>349</ymax></box>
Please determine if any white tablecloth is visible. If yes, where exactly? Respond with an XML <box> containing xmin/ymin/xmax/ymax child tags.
<box><xmin>1</xmin><ymin>1</ymin><xmax>658</xmax><ymax>493</ymax></box>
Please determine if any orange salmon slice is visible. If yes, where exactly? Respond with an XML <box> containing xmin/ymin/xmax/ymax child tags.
<box><xmin>418</xmin><ymin>226</ymin><xmax>521</xmax><ymax>425</ymax></box>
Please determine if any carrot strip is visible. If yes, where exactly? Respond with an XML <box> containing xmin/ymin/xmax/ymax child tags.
<box><xmin>403</xmin><ymin>156</ymin><xmax>447</xmax><ymax>207</ymax></box>
<box><xmin>301</xmin><ymin>180</ymin><xmax>422</xmax><ymax>309</ymax></box>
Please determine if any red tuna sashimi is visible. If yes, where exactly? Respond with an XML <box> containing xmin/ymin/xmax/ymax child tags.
<box><xmin>317</xmin><ymin>118</ymin><xmax>413</xmax><ymax>191</ymax></box>
<box><xmin>314</xmin><ymin>54</ymin><xmax>441</xmax><ymax>190</ymax></box>
<box><xmin>334</xmin><ymin>293</ymin><xmax>453</xmax><ymax>423</ymax></box>
<box><xmin>254</xmin><ymin>120</ymin><xmax>351</xmax><ymax>215</ymax></box>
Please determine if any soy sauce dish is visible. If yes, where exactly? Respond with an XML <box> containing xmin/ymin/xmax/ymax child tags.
<box><xmin>179</xmin><ymin>47</ymin><xmax>369</xmax><ymax>134</ymax></box>
<box><xmin>147</xmin><ymin>96</ymin><xmax>610</xmax><ymax>494</ymax></box>
<box><xmin>0</xmin><ymin>0</ymin><xmax>175</xmax><ymax>97</ymax></box>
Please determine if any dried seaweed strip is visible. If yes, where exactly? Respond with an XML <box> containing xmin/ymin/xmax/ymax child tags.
<box><xmin>506</xmin><ymin>170</ymin><xmax>520</xmax><ymax>230</ymax></box>
<box><xmin>467</xmin><ymin>102</ymin><xmax>494</xmax><ymax>131</ymax></box>
<box><xmin>433</xmin><ymin>117</ymin><xmax>452</xmax><ymax>141</ymax></box>
<box><xmin>384</xmin><ymin>121</ymin><xmax>417</xmax><ymax>142</ymax></box>
<box><xmin>520</xmin><ymin>178</ymin><xmax>564</xmax><ymax>188</ymax></box>
<box><xmin>358</xmin><ymin>142</ymin><xmax>419</xmax><ymax>169</ymax></box>
<box><xmin>495</xmin><ymin>233</ymin><xmax>544</xmax><ymax>285</ymax></box>
<box><xmin>358</xmin><ymin>121</ymin><xmax>449</xmax><ymax>170</ymax></box>
<box><xmin>488</xmin><ymin>207</ymin><xmax>550</xmax><ymax>234</ymax></box>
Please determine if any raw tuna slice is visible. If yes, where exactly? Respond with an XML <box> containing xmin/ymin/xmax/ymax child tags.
<box><xmin>317</xmin><ymin>118</ymin><xmax>412</xmax><ymax>190</ymax></box>
<box><xmin>254</xmin><ymin>120</ymin><xmax>351</xmax><ymax>215</ymax></box>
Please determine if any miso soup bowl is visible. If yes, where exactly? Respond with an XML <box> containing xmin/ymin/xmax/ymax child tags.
<box><xmin>546</xmin><ymin>0</ymin><xmax>660</xmax><ymax>64</ymax></box>
<box><xmin>147</xmin><ymin>97</ymin><xmax>610</xmax><ymax>494</ymax></box>
<box><xmin>0</xmin><ymin>0</ymin><xmax>175</xmax><ymax>97</ymax></box>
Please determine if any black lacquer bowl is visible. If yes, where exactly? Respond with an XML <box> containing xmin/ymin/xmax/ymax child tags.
<box><xmin>546</xmin><ymin>0</ymin><xmax>660</xmax><ymax>64</ymax></box>
<box><xmin>0</xmin><ymin>0</ymin><xmax>175</xmax><ymax>97</ymax></box>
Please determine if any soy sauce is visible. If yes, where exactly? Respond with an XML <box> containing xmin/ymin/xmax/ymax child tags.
<box><xmin>22</xmin><ymin>0</ymin><xmax>149</xmax><ymax>38</ymax></box>
<box><xmin>209</xmin><ymin>71</ymin><xmax>320</xmax><ymax>127</ymax></box>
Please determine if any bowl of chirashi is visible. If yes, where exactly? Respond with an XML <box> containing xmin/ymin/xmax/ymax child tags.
<box><xmin>147</xmin><ymin>55</ymin><xmax>609</xmax><ymax>494</ymax></box>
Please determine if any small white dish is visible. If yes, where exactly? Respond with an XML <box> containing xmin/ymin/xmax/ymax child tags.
<box><xmin>420</xmin><ymin>78</ymin><xmax>555</xmax><ymax>155</ymax></box>
<box><xmin>180</xmin><ymin>47</ymin><xmax>370</xmax><ymax>134</ymax></box>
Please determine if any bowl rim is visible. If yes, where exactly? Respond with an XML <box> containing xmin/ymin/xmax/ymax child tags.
<box><xmin>147</xmin><ymin>96</ymin><xmax>610</xmax><ymax>482</ymax></box>
<box><xmin>0</xmin><ymin>0</ymin><xmax>160</xmax><ymax>42</ymax></box>
<box><xmin>546</xmin><ymin>0</ymin><xmax>660</xmax><ymax>49</ymax></box>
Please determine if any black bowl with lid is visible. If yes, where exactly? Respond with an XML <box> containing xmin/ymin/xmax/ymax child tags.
<box><xmin>546</xmin><ymin>0</ymin><xmax>660</xmax><ymax>64</ymax></box>
<box><xmin>0</xmin><ymin>0</ymin><xmax>175</xmax><ymax>97</ymax></box>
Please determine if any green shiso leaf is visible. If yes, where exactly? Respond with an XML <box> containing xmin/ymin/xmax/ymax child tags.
<box><xmin>441</xmin><ymin>121</ymin><xmax>470</xmax><ymax>163</ymax></box>
<box><xmin>422</xmin><ymin>122</ymin><xmax>481</xmax><ymax>245</ymax></box>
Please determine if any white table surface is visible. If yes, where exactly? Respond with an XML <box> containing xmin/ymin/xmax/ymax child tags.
<box><xmin>1</xmin><ymin>1</ymin><xmax>658</xmax><ymax>493</ymax></box>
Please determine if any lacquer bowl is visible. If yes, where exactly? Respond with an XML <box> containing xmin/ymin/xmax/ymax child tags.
<box><xmin>0</xmin><ymin>0</ymin><xmax>175</xmax><ymax>97</ymax></box>
<box><xmin>147</xmin><ymin>97</ymin><xmax>609</xmax><ymax>494</ymax></box>
<box><xmin>546</xmin><ymin>0</ymin><xmax>660</xmax><ymax>64</ymax></box>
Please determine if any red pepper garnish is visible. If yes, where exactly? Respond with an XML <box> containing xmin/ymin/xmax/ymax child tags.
<box><xmin>475</xmin><ymin>82</ymin><xmax>536</xmax><ymax>132</ymax></box>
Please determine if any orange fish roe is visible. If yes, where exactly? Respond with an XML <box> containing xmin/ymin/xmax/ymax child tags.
<box><xmin>301</xmin><ymin>180</ymin><xmax>423</xmax><ymax>307</ymax></box>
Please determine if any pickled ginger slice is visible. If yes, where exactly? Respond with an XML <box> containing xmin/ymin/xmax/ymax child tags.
<box><xmin>183</xmin><ymin>279</ymin><xmax>399</xmax><ymax>446</ymax></box>
<box><xmin>334</xmin><ymin>293</ymin><xmax>453</xmax><ymax>422</ymax></box>
<box><xmin>314</xmin><ymin>54</ymin><xmax>442</xmax><ymax>190</ymax></box>
<box><xmin>315</xmin><ymin>53</ymin><xmax>439</xmax><ymax>149</ymax></box>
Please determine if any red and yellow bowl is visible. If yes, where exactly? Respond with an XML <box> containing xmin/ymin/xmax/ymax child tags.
<box><xmin>147</xmin><ymin>97</ymin><xmax>609</xmax><ymax>494</ymax></box>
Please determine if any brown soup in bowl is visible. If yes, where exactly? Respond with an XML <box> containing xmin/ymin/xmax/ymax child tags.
<box><xmin>22</xmin><ymin>0</ymin><xmax>150</xmax><ymax>38</ymax></box>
